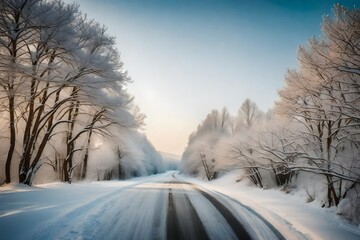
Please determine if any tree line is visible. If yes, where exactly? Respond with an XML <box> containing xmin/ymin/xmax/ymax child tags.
<box><xmin>180</xmin><ymin>4</ymin><xmax>360</xmax><ymax>224</ymax></box>
<box><xmin>0</xmin><ymin>0</ymin><xmax>164</xmax><ymax>185</ymax></box>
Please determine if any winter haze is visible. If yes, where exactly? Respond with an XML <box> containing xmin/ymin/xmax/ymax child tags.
<box><xmin>1</xmin><ymin>0</ymin><xmax>360</xmax><ymax>239</ymax></box>
<box><xmin>63</xmin><ymin>0</ymin><xmax>355</xmax><ymax>155</ymax></box>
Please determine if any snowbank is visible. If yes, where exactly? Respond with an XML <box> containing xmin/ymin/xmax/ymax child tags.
<box><xmin>179</xmin><ymin>172</ymin><xmax>360</xmax><ymax>240</ymax></box>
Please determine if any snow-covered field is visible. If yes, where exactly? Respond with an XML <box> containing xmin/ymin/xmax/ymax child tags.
<box><xmin>1</xmin><ymin>171</ymin><xmax>359</xmax><ymax>240</ymax></box>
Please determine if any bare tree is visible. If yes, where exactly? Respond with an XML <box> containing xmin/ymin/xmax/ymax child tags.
<box><xmin>239</xmin><ymin>98</ymin><xmax>262</xmax><ymax>129</ymax></box>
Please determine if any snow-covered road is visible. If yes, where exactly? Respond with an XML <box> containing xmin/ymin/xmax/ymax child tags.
<box><xmin>34</xmin><ymin>172</ymin><xmax>283</xmax><ymax>239</ymax></box>
<box><xmin>166</xmin><ymin>175</ymin><xmax>284</xmax><ymax>240</ymax></box>
<box><xmin>1</xmin><ymin>172</ymin><xmax>359</xmax><ymax>240</ymax></box>
<box><xmin>1</xmin><ymin>172</ymin><xmax>284</xmax><ymax>240</ymax></box>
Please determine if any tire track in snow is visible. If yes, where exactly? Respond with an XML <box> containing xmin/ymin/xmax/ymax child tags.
<box><xmin>193</xmin><ymin>185</ymin><xmax>252</xmax><ymax>240</ymax></box>
<box><xmin>167</xmin><ymin>189</ymin><xmax>181</xmax><ymax>240</ymax></box>
<box><xmin>176</xmin><ymin>173</ymin><xmax>287</xmax><ymax>240</ymax></box>
<box><xmin>212</xmin><ymin>190</ymin><xmax>289</xmax><ymax>240</ymax></box>
<box><xmin>167</xmin><ymin>184</ymin><xmax>208</xmax><ymax>240</ymax></box>
<box><xmin>170</xmin><ymin>175</ymin><xmax>252</xmax><ymax>240</ymax></box>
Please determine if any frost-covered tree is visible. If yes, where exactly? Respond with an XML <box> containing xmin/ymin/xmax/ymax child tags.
<box><xmin>0</xmin><ymin>0</ymin><xmax>164</xmax><ymax>185</ymax></box>
<box><xmin>276</xmin><ymin>4</ymin><xmax>360</xmax><ymax>207</ymax></box>
<box><xmin>180</xmin><ymin>100</ymin><xmax>287</xmax><ymax>187</ymax></box>
<box><xmin>180</xmin><ymin>3</ymin><xmax>360</xmax><ymax>224</ymax></box>
<box><xmin>181</xmin><ymin>107</ymin><xmax>232</xmax><ymax>179</ymax></box>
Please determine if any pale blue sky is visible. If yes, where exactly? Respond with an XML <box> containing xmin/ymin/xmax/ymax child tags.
<box><xmin>65</xmin><ymin>0</ymin><xmax>357</xmax><ymax>155</ymax></box>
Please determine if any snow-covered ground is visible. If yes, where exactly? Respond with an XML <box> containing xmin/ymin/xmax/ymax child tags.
<box><xmin>0</xmin><ymin>174</ymin><xmax>168</xmax><ymax>240</ymax></box>
<box><xmin>1</xmin><ymin>171</ymin><xmax>359</xmax><ymax>240</ymax></box>
<box><xmin>179</xmin><ymin>173</ymin><xmax>360</xmax><ymax>240</ymax></box>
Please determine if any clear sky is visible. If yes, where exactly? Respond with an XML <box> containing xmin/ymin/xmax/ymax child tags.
<box><xmin>65</xmin><ymin>0</ymin><xmax>357</xmax><ymax>155</ymax></box>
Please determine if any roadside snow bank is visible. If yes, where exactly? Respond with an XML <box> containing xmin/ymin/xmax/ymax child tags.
<box><xmin>179</xmin><ymin>172</ymin><xmax>360</xmax><ymax>240</ymax></box>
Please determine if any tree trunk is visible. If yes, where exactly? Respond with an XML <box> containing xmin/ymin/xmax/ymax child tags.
<box><xmin>117</xmin><ymin>147</ymin><xmax>124</xmax><ymax>179</ymax></box>
<box><xmin>63</xmin><ymin>88</ymin><xmax>79</xmax><ymax>182</ymax></box>
<box><xmin>326</xmin><ymin>175</ymin><xmax>339</xmax><ymax>206</ymax></box>
<box><xmin>19</xmin><ymin>81</ymin><xmax>50</xmax><ymax>183</ymax></box>
<box><xmin>81</xmin><ymin>129</ymin><xmax>93</xmax><ymax>180</ymax></box>
<box><xmin>5</xmin><ymin>93</ymin><xmax>16</xmax><ymax>183</ymax></box>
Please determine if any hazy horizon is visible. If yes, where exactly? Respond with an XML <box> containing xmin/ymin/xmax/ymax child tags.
<box><xmin>65</xmin><ymin>0</ymin><xmax>358</xmax><ymax>155</ymax></box>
